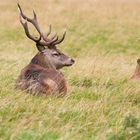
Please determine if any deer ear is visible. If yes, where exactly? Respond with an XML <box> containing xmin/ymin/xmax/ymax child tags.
<box><xmin>36</xmin><ymin>44</ymin><xmax>45</xmax><ymax>52</ymax></box>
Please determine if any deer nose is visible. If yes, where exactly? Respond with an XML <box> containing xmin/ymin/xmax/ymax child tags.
<box><xmin>71</xmin><ymin>58</ymin><xmax>75</xmax><ymax>64</ymax></box>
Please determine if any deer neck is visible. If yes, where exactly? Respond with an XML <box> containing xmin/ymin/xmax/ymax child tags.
<box><xmin>30</xmin><ymin>52</ymin><xmax>56</xmax><ymax>70</ymax></box>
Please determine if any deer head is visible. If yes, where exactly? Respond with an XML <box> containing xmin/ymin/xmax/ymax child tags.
<box><xmin>18</xmin><ymin>4</ymin><xmax>75</xmax><ymax>69</ymax></box>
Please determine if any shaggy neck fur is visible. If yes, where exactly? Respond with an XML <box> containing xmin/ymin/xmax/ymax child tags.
<box><xmin>30</xmin><ymin>52</ymin><xmax>56</xmax><ymax>70</ymax></box>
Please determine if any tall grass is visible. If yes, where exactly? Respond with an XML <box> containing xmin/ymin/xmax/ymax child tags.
<box><xmin>0</xmin><ymin>0</ymin><xmax>140</xmax><ymax>139</ymax></box>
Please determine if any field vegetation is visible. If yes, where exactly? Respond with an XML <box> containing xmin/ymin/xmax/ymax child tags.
<box><xmin>0</xmin><ymin>0</ymin><xmax>140</xmax><ymax>139</ymax></box>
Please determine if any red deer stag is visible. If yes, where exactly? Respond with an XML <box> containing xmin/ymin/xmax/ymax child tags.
<box><xmin>16</xmin><ymin>4</ymin><xmax>75</xmax><ymax>97</ymax></box>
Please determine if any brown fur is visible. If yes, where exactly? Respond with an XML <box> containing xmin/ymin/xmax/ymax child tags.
<box><xmin>16</xmin><ymin>53</ymin><xmax>67</xmax><ymax>97</ymax></box>
<box><xmin>16</xmin><ymin>4</ymin><xmax>75</xmax><ymax>96</ymax></box>
<box><xmin>131</xmin><ymin>59</ymin><xmax>140</xmax><ymax>80</ymax></box>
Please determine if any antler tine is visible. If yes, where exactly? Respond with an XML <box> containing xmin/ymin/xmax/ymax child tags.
<box><xmin>18</xmin><ymin>3</ymin><xmax>32</xmax><ymax>23</ymax></box>
<box><xmin>52</xmin><ymin>31</ymin><xmax>66</xmax><ymax>45</ymax></box>
<box><xmin>32</xmin><ymin>10</ymin><xmax>42</xmax><ymax>34</ymax></box>
<box><xmin>47</xmin><ymin>36</ymin><xmax>59</xmax><ymax>45</ymax></box>
<box><xmin>50</xmin><ymin>34</ymin><xmax>58</xmax><ymax>40</ymax></box>
<box><xmin>42</xmin><ymin>26</ymin><xmax>57</xmax><ymax>43</ymax></box>
<box><xmin>47</xmin><ymin>25</ymin><xmax>52</xmax><ymax>36</ymax></box>
<box><xmin>19</xmin><ymin>13</ymin><xmax>41</xmax><ymax>42</ymax></box>
<box><xmin>18</xmin><ymin>3</ymin><xmax>42</xmax><ymax>35</ymax></box>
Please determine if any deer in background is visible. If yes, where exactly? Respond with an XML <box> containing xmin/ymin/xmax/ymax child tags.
<box><xmin>131</xmin><ymin>59</ymin><xmax>140</xmax><ymax>80</ymax></box>
<box><xmin>16</xmin><ymin>4</ymin><xmax>75</xmax><ymax>97</ymax></box>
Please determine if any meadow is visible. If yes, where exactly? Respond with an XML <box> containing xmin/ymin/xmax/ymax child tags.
<box><xmin>0</xmin><ymin>0</ymin><xmax>140</xmax><ymax>139</ymax></box>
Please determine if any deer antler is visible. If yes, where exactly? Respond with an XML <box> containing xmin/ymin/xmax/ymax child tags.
<box><xmin>52</xmin><ymin>31</ymin><xmax>66</xmax><ymax>45</ymax></box>
<box><xmin>17</xmin><ymin>3</ymin><xmax>66</xmax><ymax>49</ymax></box>
<box><xmin>18</xmin><ymin>3</ymin><xmax>46</xmax><ymax>46</ymax></box>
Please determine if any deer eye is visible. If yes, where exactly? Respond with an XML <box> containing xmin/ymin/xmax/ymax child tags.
<box><xmin>52</xmin><ymin>52</ymin><xmax>59</xmax><ymax>56</ymax></box>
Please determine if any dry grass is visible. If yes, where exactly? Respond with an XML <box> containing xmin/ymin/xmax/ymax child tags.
<box><xmin>0</xmin><ymin>0</ymin><xmax>140</xmax><ymax>140</ymax></box>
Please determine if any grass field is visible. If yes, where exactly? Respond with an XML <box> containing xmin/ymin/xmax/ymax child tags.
<box><xmin>0</xmin><ymin>0</ymin><xmax>140</xmax><ymax>139</ymax></box>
